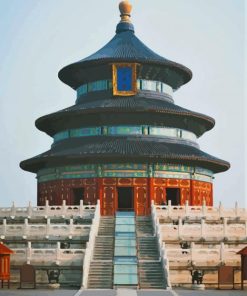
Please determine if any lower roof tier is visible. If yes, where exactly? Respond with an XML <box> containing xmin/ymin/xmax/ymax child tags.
<box><xmin>35</xmin><ymin>94</ymin><xmax>215</xmax><ymax>138</ymax></box>
<box><xmin>20</xmin><ymin>135</ymin><xmax>230</xmax><ymax>174</ymax></box>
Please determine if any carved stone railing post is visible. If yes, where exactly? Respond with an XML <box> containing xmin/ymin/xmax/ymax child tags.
<box><xmin>190</xmin><ymin>242</ymin><xmax>195</xmax><ymax>264</ymax></box>
<box><xmin>220</xmin><ymin>242</ymin><xmax>225</xmax><ymax>264</ymax></box>
<box><xmin>178</xmin><ymin>218</ymin><xmax>183</xmax><ymax>239</ymax></box>
<box><xmin>1</xmin><ymin>219</ymin><xmax>6</xmax><ymax>238</ymax></box>
<box><xmin>223</xmin><ymin>218</ymin><xmax>228</xmax><ymax>239</ymax></box>
<box><xmin>167</xmin><ymin>200</ymin><xmax>172</xmax><ymax>218</ymax></box>
<box><xmin>200</xmin><ymin>218</ymin><xmax>205</xmax><ymax>240</ymax></box>
<box><xmin>219</xmin><ymin>201</ymin><xmax>223</xmax><ymax>218</ymax></box>
<box><xmin>185</xmin><ymin>200</ymin><xmax>189</xmax><ymax>217</ymax></box>
<box><xmin>69</xmin><ymin>218</ymin><xmax>73</xmax><ymax>239</ymax></box>
<box><xmin>151</xmin><ymin>201</ymin><xmax>158</xmax><ymax>236</ymax></box>
<box><xmin>27</xmin><ymin>241</ymin><xmax>32</xmax><ymax>264</ymax></box>
<box><xmin>62</xmin><ymin>200</ymin><xmax>66</xmax><ymax>216</ymax></box>
<box><xmin>46</xmin><ymin>218</ymin><xmax>50</xmax><ymax>238</ymax></box>
<box><xmin>11</xmin><ymin>201</ymin><xmax>16</xmax><ymax>217</ymax></box>
<box><xmin>23</xmin><ymin>218</ymin><xmax>29</xmax><ymax>239</ymax></box>
<box><xmin>79</xmin><ymin>199</ymin><xmax>84</xmax><ymax>216</ymax></box>
<box><xmin>56</xmin><ymin>242</ymin><xmax>61</xmax><ymax>265</ymax></box>
<box><xmin>235</xmin><ymin>201</ymin><xmax>239</xmax><ymax>218</ymax></box>
<box><xmin>45</xmin><ymin>200</ymin><xmax>49</xmax><ymax>217</ymax></box>
<box><xmin>27</xmin><ymin>201</ymin><xmax>32</xmax><ymax>218</ymax></box>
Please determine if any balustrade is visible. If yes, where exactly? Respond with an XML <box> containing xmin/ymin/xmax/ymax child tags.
<box><xmin>155</xmin><ymin>201</ymin><xmax>247</xmax><ymax>220</ymax></box>
<box><xmin>0</xmin><ymin>219</ymin><xmax>91</xmax><ymax>239</ymax></box>
<box><xmin>159</xmin><ymin>222</ymin><xmax>246</xmax><ymax>242</ymax></box>
<box><xmin>0</xmin><ymin>200</ymin><xmax>96</xmax><ymax>219</ymax></box>
<box><xmin>166</xmin><ymin>243</ymin><xmax>241</xmax><ymax>266</ymax></box>
<box><xmin>82</xmin><ymin>200</ymin><xmax>100</xmax><ymax>288</ymax></box>
<box><xmin>151</xmin><ymin>202</ymin><xmax>171</xmax><ymax>288</ymax></box>
<box><xmin>11</xmin><ymin>242</ymin><xmax>85</xmax><ymax>266</ymax></box>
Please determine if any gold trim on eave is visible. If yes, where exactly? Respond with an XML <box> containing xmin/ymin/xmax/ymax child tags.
<box><xmin>112</xmin><ymin>63</ymin><xmax>138</xmax><ymax>96</ymax></box>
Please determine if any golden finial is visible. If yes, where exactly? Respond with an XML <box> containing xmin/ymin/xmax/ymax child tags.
<box><xmin>119</xmin><ymin>0</ymin><xmax>132</xmax><ymax>23</ymax></box>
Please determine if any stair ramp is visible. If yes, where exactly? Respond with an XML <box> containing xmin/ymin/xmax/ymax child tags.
<box><xmin>113</xmin><ymin>211</ymin><xmax>138</xmax><ymax>288</ymax></box>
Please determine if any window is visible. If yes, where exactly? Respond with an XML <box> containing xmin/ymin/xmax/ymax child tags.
<box><xmin>108</xmin><ymin>126</ymin><xmax>142</xmax><ymax>135</ymax></box>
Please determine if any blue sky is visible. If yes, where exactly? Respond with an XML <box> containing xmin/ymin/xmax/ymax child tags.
<box><xmin>0</xmin><ymin>0</ymin><xmax>245</xmax><ymax>207</ymax></box>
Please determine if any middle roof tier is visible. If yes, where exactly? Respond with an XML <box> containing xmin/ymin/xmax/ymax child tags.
<box><xmin>36</xmin><ymin>93</ymin><xmax>215</xmax><ymax>137</ymax></box>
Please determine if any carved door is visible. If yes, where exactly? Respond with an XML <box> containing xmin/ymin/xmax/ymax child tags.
<box><xmin>102</xmin><ymin>186</ymin><xmax>115</xmax><ymax>216</ymax></box>
<box><xmin>135</xmin><ymin>186</ymin><xmax>148</xmax><ymax>216</ymax></box>
<box><xmin>154</xmin><ymin>187</ymin><xmax>164</xmax><ymax>205</ymax></box>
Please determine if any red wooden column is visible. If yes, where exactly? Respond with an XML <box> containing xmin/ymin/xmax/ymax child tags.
<box><xmin>237</xmin><ymin>246</ymin><xmax>247</xmax><ymax>290</ymax></box>
<box><xmin>0</xmin><ymin>243</ymin><xmax>14</xmax><ymax>289</ymax></box>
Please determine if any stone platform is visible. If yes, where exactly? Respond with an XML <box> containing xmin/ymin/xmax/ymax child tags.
<box><xmin>0</xmin><ymin>289</ymin><xmax>246</xmax><ymax>296</ymax></box>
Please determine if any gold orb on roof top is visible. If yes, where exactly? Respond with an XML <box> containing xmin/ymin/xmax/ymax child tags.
<box><xmin>119</xmin><ymin>1</ymin><xmax>132</xmax><ymax>22</ymax></box>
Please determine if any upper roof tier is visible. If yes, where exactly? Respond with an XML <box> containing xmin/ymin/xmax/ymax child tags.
<box><xmin>58</xmin><ymin>1</ymin><xmax>192</xmax><ymax>91</ymax></box>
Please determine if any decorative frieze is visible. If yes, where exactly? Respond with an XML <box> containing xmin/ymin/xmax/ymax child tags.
<box><xmin>37</xmin><ymin>163</ymin><xmax>213</xmax><ymax>183</ymax></box>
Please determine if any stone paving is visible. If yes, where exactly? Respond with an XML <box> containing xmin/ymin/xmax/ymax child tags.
<box><xmin>0</xmin><ymin>290</ymin><xmax>77</xmax><ymax>296</ymax></box>
<box><xmin>0</xmin><ymin>289</ymin><xmax>246</xmax><ymax>296</ymax></box>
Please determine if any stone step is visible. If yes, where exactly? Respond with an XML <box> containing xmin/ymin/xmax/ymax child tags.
<box><xmin>139</xmin><ymin>250</ymin><xmax>159</xmax><ymax>253</ymax></box>
<box><xmin>93</xmin><ymin>256</ymin><xmax>113</xmax><ymax>260</ymax></box>
<box><xmin>139</xmin><ymin>254</ymin><xmax>159</xmax><ymax>257</ymax></box>
<box><xmin>88</xmin><ymin>285</ymin><xmax>113</xmax><ymax>289</ymax></box>
<box><xmin>139</xmin><ymin>273</ymin><xmax>164</xmax><ymax>277</ymax></box>
<box><xmin>139</xmin><ymin>245</ymin><xmax>158</xmax><ymax>247</ymax></box>
<box><xmin>94</xmin><ymin>249</ymin><xmax>113</xmax><ymax>252</ymax></box>
<box><xmin>95</xmin><ymin>241</ymin><xmax>114</xmax><ymax>244</ymax></box>
<box><xmin>139</xmin><ymin>251</ymin><xmax>159</xmax><ymax>254</ymax></box>
<box><xmin>95</xmin><ymin>236</ymin><xmax>114</xmax><ymax>240</ymax></box>
<box><xmin>139</xmin><ymin>256</ymin><xmax>160</xmax><ymax>260</ymax></box>
<box><xmin>89</xmin><ymin>264</ymin><xmax>113</xmax><ymax>267</ymax></box>
<box><xmin>89</xmin><ymin>270</ymin><xmax>112</xmax><ymax>273</ymax></box>
<box><xmin>93</xmin><ymin>255</ymin><xmax>113</xmax><ymax>259</ymax></box>
<box><xmin>88</xmin><ymin>276</ymin><xmax>112</xmax><ymax>279</ymax></box>
<box><xmin>139</xmin><ymin>264</ymin><xmax>162</xmax><ymax>267</ymax></box>
<box><xmin>140</xmin><ymin>285</ymin><xmax>166</xmax><ymax>289</ymax></box>
<box><xmin>94</xmin><ymin>246</ymin><xmax>113</xmax><ymax>249</ymax></box>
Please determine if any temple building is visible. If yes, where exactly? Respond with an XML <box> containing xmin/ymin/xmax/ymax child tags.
<box><xmin>20</xmin><ymin>0</ymin><xmax>230</xmax><ymax>216</ymax></box>
<box><xmin>2</xmin><ymin>1</ymin><xmax>246</xmax><ymax>290</ymax></box>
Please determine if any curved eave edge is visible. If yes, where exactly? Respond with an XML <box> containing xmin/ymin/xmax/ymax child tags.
<box><xmin>35</xmin><ymin>107</ymin><xmax>215</xmax><ymax>137</ymax></box>
<box><xmin>58</xmin><ymin>58</ymin><xmax>193</xmax><ymax>90</ymax></box>
<box><xmin>20</xmin><ymin>154</ymin><xmax>230</xmax><ymax>175</ymax></box>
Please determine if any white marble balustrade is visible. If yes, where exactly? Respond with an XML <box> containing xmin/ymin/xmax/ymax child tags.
<box><xmin>0</xmin><ymin>219</ymin><xmax>91</xmax><ymax>239</ymax></box>
<box><xmin>155</xmin><ymin>201</ymin><xmax>247</xmax><ymax>220</ymax></box>
<box><xmin>0</xmin><ymin>200</ymin><xmax>96</xmax><ymax>218</ymax></box>
<box><xmin>11</xmin><ymin>242</ymin><xmax>85</xmax><ymax>266</ymax></box>
<box><xmin>159</xmin><ymin>220</ymin><xmax>247</xmax><ymax>241</ymax></box>
<box><xmin>82</xmin><ymin>200</ymin><xmax>100</xmax><ymax>288</ymax></box>
<box><xmin>166</xmin><ymin>243</ymin><xmax>241</xmax><ymax>266</ymax></box>
<box><xmin>151</xmin><ymin>202</ymin><xmax>172</xmax><ymax>289</ymax></box>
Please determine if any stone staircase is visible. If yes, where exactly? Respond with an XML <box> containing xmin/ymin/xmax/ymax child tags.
<box><xmin>139</xmin><ymin>262</ymin><xmax>167</xmax><ymax>289</ymax></box>
<box><xmin>98</xmin><ymin>217</ymin><xmax>115</xmax><ymax>236</ymax></box>
<box><xmin>87</xmin><ymin>217</ymin><xmax>115</xmax><ymax>289</ymax></box>
<box><xmin>136</xmin><ymin>216</ymin><xmax>167</xmax><ymax>289</ymax></box>
<box><xmin>136</xmin><ymin>216</ymin><xmax>154</xmax><ymax>236</ymax></box>
<box><xmin>87</xmin><ymin>215</ymin><xmax>168</xmax><ymax>289</ymax></box>
<box><xmin>138</xmin><ymin>237</ymin><xmax>160</xmax><ymax>260</ymax></box>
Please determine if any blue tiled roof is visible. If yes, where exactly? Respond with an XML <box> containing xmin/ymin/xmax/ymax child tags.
<box><xmin>58</xmin><ymin>23</ymin><xmax>192</xmax><ymax>90</ymax></box>
<box><xmin>81</xmin><ymin>31</ymin><xmax>167</xmax><ymax>62</ymax></box>
<box><xmin>20</xmin><ymin>136</ymin><xmax>230</xmax><ymax>174</ymax></box>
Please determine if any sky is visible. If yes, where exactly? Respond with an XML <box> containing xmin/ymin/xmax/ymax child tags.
<box><xmin>0</xmin><ymin>0</ymin><xmax>245</xmax><ymax>208</ymax></box>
